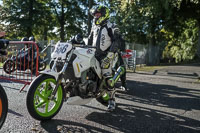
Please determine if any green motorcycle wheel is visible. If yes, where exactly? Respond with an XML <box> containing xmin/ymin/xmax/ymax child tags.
<box><xmin>26</xmin><ymin>74</ymin><xmax>64</xmax><ymax>121</ymax></box>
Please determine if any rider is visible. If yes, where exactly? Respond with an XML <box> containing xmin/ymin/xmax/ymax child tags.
<box><xmin>0</xmin><ymin>32</ymin><xmax>9</xmax><ymax>55</ymax></box>
<box><xmin>88</xmin><ymin>5</ymin><xmax>123</xmax><ymax>111</ymax></box>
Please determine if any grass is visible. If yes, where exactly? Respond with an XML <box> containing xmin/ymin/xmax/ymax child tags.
<box><xmin>126</xmin><ymin>65</ymin><xmax>166</xmax><ymax>72</ymax></box>
<box><xmin>0</xmin><ymin>62</ymin><xmax>3</xmax><ymax>67</ymax></box>
<box><xmin>136</xmin><ymin>66</ymin><xmax>165</xmax><ymax>71</ymax></box>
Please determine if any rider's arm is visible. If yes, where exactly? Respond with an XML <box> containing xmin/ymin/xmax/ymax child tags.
<box><xmin>87</xmin><ymin>30</ymin><xmax>93</xmax><ymax>46</ymax></box>
<box><xmin>109</xmin><ymin>25</ymin><xmax>121</xmax><ymax>53</ymax></box>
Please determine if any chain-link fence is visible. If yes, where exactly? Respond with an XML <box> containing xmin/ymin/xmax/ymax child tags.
<box><xmin>126</xmin><ymin>43</ymin><xmax>160</xmax><ymax>66</ymax></box>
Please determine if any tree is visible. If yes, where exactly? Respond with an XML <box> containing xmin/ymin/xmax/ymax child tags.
<box><xmin>161</xmin><ymin>0</ymin><xmax>200</xmax><ymax>62</ymax></box>
<box><xmin>87</xmin><ymin>0</ymin><xmax>94</xmax><ymax>35</ymax></box>
<box><xmin>110</xmin><ymin>0</ymin><xmax>200</xmax><ymax>64</ymax></box>
<box><xmin>49</xmin><ymin>0</ymin><xmax>87</xmax><ymax>41</ymax></box>
<box><xmin>162</xmin><ymin>19</ymin><xmax>198</xmax><ymax>63</ymax></box>
<box><xmin>0</xmin><ymin>0</ymin><xmax>53</xmax><ymax>40</ymax></box>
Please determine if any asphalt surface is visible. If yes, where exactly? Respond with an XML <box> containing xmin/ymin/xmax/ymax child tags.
<box><xmin>0</xmin><ymin>63</ymin><xmax>200</xmax><ymax>133</ymax></box>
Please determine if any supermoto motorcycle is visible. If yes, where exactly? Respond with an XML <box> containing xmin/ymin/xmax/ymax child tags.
<box><xmin>26</xmin><ymin>41</ymin><xmax>125</xmax><ymax>120</ymax></box>
<box><xmin>3</xmin><ymin>44</ymin><xmax>47</xmax><ymax>74</ymax></box>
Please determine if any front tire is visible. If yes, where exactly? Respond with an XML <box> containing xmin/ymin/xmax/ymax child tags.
<box><xmin>0</xmin><ymin>85</ymin><xmax>8</xmax><ymax>129</ymax></box>
<box><xmin>26</xmin><ymin>74</ymin><xmax>64</xmax><ymax>121</ymax></box>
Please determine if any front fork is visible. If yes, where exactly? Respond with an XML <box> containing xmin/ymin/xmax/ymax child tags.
<box><xmin>50</xmin><ymin>48</ymin><xmax>74</xmax><ymax>100</ymax></box>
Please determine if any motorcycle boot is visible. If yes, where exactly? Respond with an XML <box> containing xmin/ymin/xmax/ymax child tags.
<box><xmin>107</xmin><ymin>89</ymin><xmax>116</xmax><ymax>111</ymax></box>
<box><xmin>119</xmin><ymin>79</ymin><xmax>127</xmax><ymax>91</ymax></box>
<box><xmin>107</xmin><ymin>98</ymin><xmax>116</xmax><ymax>111</ymax></box>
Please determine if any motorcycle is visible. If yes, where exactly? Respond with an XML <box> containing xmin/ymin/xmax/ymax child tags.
<box><xmin>26</xmin><ymin>41</ymin><xmax>125</xmax><ymax>120</ymax></box>
<box><xmin>3</xmin><ymin>43</ymin><xmax>47</xmax><ymax>74</ymax></box>
<box><xmin>0</xmin><ymin>39</ymin><xmax>8</xmax><ymax>129</ymax></box>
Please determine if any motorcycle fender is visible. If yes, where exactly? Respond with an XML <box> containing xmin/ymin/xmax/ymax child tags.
<box><xmin>39</xmin><ymin>70</ymin><xmax>59</xmax><ymax>80</ymax></box>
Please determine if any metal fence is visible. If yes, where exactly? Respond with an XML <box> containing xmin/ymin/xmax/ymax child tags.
<box><xmin>0</xmin><ymin>41</ymin><xmax>40</xmax><ymax>92</ymax></box>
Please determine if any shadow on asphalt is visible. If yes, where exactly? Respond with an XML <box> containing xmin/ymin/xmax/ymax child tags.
<box><xmin>121</xmin><ymin>80</ymin><xmax>200</xmax><ymax>111</ymax></box>
<box><xmin>8</xmin><ymin>109</ymin><xmax>23</xmax><ymax>117</ymax></box>
<box><xmin>86</xmin><ymin>80</ymin><xmax>200</xmax><ymax>132</ymax></box>
<box><xmin>135</xmin><ymin>71</ymin><xmax>199</xmax><ymax>80</ymax></box>
<box><xmin>40</xmin><ymin>119</ymin><xmax>113</xmax><ymax>133</ymax></box>
<box><xmin>39</xmin><ymin>79</ymin><xmax>200</xmax><ymax>133</ymax></box>
<box><xmin>86</xmin><ymin>104</ymin><xmax>200</xmax><ymax>133</ymax></box>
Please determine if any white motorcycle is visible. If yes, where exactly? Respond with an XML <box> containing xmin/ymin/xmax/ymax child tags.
<box><xmin>26</xmin><ymin>41</ymin><xmax>125</xmax><ymax>120</ymax></box>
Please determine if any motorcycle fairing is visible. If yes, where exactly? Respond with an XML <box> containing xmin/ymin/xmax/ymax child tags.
<box><xmin>73</xmin><ymin>48</ymin><xmax>102</xmax><ymax>79</ymax></box>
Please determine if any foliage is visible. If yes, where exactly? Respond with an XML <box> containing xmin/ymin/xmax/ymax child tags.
<box><xmin>0</xmin><ymin>0</ymin><xmax>87</xmax><ymax>42</ymax></box>
<box><xmin>0</xmin><ymin>0</ymin><xmax>199</xmax><ymax>63</ymax></box>
<box><xmin>162</xmin><ymin>19</ymin><xmax>198</xmax><ymax>63</ymax></box>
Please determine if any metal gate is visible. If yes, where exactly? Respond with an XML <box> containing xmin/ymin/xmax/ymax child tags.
<box><xmin>122</xmin><ymin>49</ymin><xmax>136</xmax><ymax>72</ymax></box>
<box><xmin>0</xmin><ymin>41</ymin><xmax>39</xmax><ymax>92</ymax></box>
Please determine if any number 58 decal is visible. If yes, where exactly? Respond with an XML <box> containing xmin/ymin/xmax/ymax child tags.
<box><xmin>55</xmin><ymin>44</ymin><xmax>68</xmax><ymax>54</ymax></box>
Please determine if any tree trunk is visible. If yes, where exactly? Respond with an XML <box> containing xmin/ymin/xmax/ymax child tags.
<box><xmin>148</xmin><ymin>36</ymin><xmax>155</xmax><ymax>65</ymax></box>
<box><xmin>60</xmin><ymin>0</ymin><xmax>65</xmax><ymax>41</ymax></box>
<box><xmin>43</xmin><ymin>27</ymin><xmax>48</xmax><ymax>41</ymax></box>
<box><xmin>87</xmin><ymin>0</ymin><xmax>93</xmax><ymax>35</ymax></box>
<box><xmin>147</xmin><ymin>23</ymin><xmax>160</xmax><ymax>65</ymax></box>
<box><xmin>27</xmin><ymin>0</ymin><xmax>34</xmax><ymax>37</ymax></box>
<box><xmin>197</xmin><ymin>19</ymin><xmax>200</xmax><ymax>60</ymax></box>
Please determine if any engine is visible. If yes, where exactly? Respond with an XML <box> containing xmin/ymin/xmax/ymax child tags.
<box><xmin>78</xmin><ymin>69</ymin><xmax>97</xmax><ymax>98</ymax></box>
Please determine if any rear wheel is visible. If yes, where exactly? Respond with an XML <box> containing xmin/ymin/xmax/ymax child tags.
<box><xmin>26</xmin><ymin>74</ymin><xmax>64</xmax><ymax>120</ymax></box>
<box><xmin>3</xmin><ymin>59</ymin><xmax>15</xmax><ymax>74</ymax></box>
<box><xmin>0</xmin><ymin>85</ymin><xmax>8</xmax><ymax>129</ymax></box>
<box><xmin>96</xmin><ymin>97</ymin><xmax>108</xmax><ymax>106</ymax></box>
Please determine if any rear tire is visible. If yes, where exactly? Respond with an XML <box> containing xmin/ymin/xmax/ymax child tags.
<box><xmin>3</xmin><ymin>59</ymin><xmax>15</xmax><ymax>74</ymax></box>
<box><xmin>0</xmin><ymin>85</ymin><xmax>8</xmax><ymax>129</ymax></box>
<box><xmin>26</xmin><ymin>74</ymin><xmax>64</xmax><ymax>121</ymax></box>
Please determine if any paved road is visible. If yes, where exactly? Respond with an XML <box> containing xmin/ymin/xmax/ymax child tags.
<box><xmin>0</xmin><ymin>63</ymin><xmax>200</xmax><ymax>133</ymax></box>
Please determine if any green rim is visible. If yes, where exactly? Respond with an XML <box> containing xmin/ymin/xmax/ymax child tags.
<box><xmin>33</xmin><ymin>78</ymin><xmax>63</xmax><ymax>117</ymax></box>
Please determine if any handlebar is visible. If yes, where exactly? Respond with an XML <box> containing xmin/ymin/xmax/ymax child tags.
<box><xmin>73</xmin><ymin>44</ymin><xmax>96</xmax><ymax>49</ymax></box>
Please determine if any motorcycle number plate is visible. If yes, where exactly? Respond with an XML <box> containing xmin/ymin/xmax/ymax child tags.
<box><xmin>51</xmin><ymin>42</ymin><xmax>72</xmax><ymax>60</ymax></box>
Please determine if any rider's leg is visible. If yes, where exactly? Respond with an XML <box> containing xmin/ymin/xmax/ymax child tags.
<box><xmin>101</xmin><ymin>52</ymin><xmax>116</xmax><ymax>111</ymax></box>
<box><xmin>118</xmin><ymin>54</ymin><xmax>127</xmax><ymax>90</ymax></box>
<box><xmin>101</xmin><ymin>52</ymin><xmax>115</xmax><ymax>88</ymax></box>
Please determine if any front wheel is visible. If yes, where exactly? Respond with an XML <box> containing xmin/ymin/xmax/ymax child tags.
<box><xmin>26</xmin><ymin>74</ymin><xmax>64</xmax><ymax>121</ymax></box>
<box><xmin>0</xmin><ymin>85</ymin><xmax>8</xmax><ymax>129</ymax></box>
